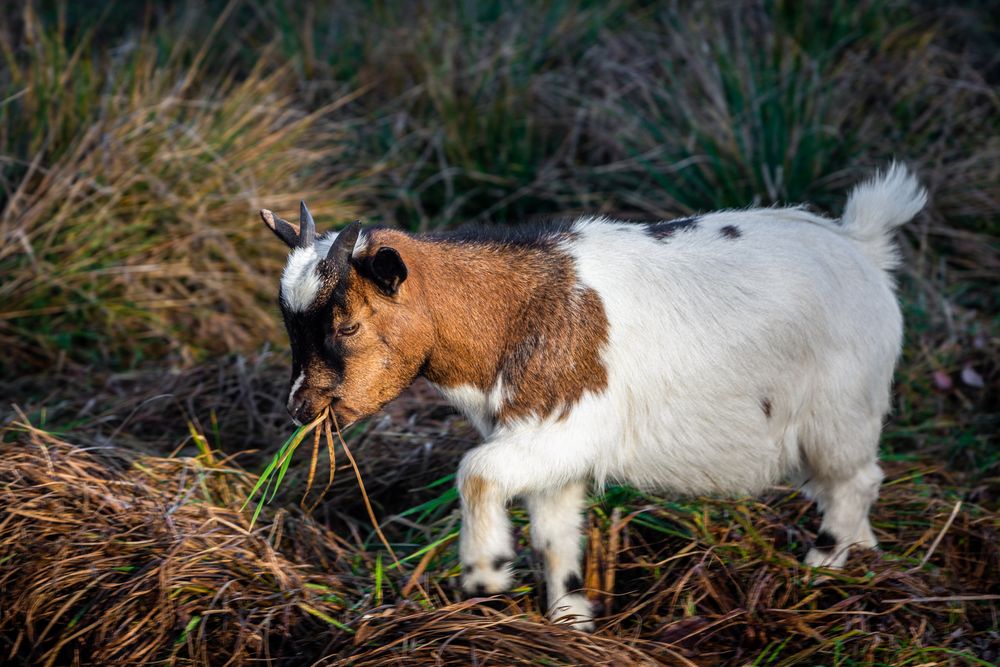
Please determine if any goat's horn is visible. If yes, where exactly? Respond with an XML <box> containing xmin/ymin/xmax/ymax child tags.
<box><xmin>261</xmin><ymin>208</ymin><xmax>300</xmax><ymax>249</ymax></box>
<box><xmin>326</xmin><ymin>220</ymin><xmax>362</xmax><ymax>270</ymax></box>
<box><xmin>298</xmin><ymin>201</ymin><xmax>316</xmax><ymax>248</ymax></box>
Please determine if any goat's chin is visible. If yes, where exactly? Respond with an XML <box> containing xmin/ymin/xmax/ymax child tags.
<box><xmin>331</xmin><ymin>398</ymin><xmax>393</xmax><ymax>430</ymax></box>
<box><xmin>329</xmin><ymin>406</ymin><xmax>362</xmax><ymax>430</ymax></box>
<box><xmin>331</xmin><ymin>416</ymin><xmax>357</xmax><ymax>430</ymax></box>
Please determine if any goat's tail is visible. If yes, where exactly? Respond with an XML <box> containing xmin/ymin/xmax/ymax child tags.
<box><xmin>840</xmin><ymin>162</ymin><xmax>927</xmax><ymax>273</ymax></box>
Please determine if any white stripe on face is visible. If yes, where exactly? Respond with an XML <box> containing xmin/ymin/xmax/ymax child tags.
<box><xmin>280</xmin><ymin>247</ymin><xmax>321</xmax><ymax>312</ymax></box>
<box><xmin>279</xmin><ymin>231</ymin><xmax>367</xmax><ymax>313</ymax></box>
<box><xmin>288</xmin><ymin>372</ymin><xmax>306</xmax><ymax>413</ymax></box>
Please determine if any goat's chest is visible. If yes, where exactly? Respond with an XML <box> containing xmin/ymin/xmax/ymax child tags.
<box><xmin>432</xmin><ymin>381</ymin><xmax>501</xmax><ymax>437</ymax></box>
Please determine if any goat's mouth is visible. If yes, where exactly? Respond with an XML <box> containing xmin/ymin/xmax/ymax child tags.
<box><xmin>289</xmin><ymin>400</ymin><xmax>355</xmax><ymax>429</ymax></box>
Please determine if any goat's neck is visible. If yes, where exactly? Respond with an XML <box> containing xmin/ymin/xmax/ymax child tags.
<box><xmin>411</xmin><ymin>238</ymin><xmax>547</xmax><ymax>392</ymax></box>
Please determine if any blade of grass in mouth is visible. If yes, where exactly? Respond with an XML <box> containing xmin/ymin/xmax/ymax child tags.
<box><xmin>242</xmin><ymin>410</ymin><xmax>328</xmax><ymax>528</ymax></box>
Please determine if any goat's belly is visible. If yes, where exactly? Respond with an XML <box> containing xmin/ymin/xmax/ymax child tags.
<box><xmin>596</xmin><ymin>395</ymin><xmax>798</xmax><ymax>497</ymax></box>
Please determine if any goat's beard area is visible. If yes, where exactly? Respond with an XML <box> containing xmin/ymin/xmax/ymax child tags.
<box><xmin>329</xmin><ymin>391</ymin><xmax>391</xmax><ymax>430</ymax></box>
<box><xmin>290</xmin><ymin>375</ymin><xmax>400</xmax><ymax>428</ymax></box>
<box><xmin>289</xmin><ymin>398</ymin><xmax>359</xmax><ymax>429</ymax></box>
<box><xmin>329</xmin><ymin>403</ymin><xmax>362</xmax><ymax>430</ymax></box>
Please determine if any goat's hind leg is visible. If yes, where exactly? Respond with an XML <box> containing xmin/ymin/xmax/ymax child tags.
<box><xmin>527</xmin><ymin>481</ymin><xmax>593</xmax><ymax>631</ymax></box>
<box><xmin>804</xmin><ymin>460</ymin><xmax>883</xmax><ymax>568</ymax></box>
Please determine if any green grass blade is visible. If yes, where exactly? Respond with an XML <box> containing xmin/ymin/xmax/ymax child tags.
<box><xmin>241</xmin><ymin>422</ymin><xmax>317</xmax><ymax>528</ymax></box>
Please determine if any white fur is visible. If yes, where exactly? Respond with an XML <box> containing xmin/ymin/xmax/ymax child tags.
<box><xmin>280</xmin><ymin>246</ymin><xmax>322</xmax><ymax>312</ymax></box>
<box><xmin>453</xmin><ymin>165</ymin><xmax>925</xmax><ymax>629</ymax></box>
<box><xmin>433</xmin><ymin>376</ymin><xmax>506</xmax><ymax>436</ymax></box>
<box><xmin>841</xmin><ymin>162</ymin><xmax>927</xmax><ymax>273</ymax></box>
<box><xmin>549</xmin><ymin>594</ymin><xmax>594</xmax><ymax>632</ymax></box>
<box><xmin>528</xmin><ymin>482</ymin><xmax>593</xmax><ymax>631</ymax></box>
<box><xmin>280</xmin><ymin>231</ymin><xmax>367</xmax><ymax>312</ymax></box>
<box><xmin>288</xmin><ymin>372</ymin><xmax>306</xmax><ymax>411</ymax></box>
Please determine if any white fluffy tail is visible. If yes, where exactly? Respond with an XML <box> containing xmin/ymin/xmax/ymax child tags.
<box><xmin>841</xmin><ymin>163</ymin><xmax>927</xmax><ymax>273</ymax></box>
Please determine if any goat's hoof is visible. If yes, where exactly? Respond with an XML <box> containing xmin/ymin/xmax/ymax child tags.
<box><xmin>549</xmin><ymin>593</ymin><xmax>594</xmax><ymax>632</ymax></box>
<box><xmin>461</xmin><ymin>557</ymin><xmax>514</xmax><ymax>596</ymax></box>
<box><xmin>805</xmin><ymin>547</ymin><xmax>848</xmax><ymax>569</ymax></box>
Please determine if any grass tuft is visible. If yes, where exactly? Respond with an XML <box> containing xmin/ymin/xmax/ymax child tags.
<box><xmin>1</xmin><ymin>5</ymin><xmax>363</xmax><ymax>371</ymax></box>
<box><xmin>1</xmin><ymin>384</ymin><xmax>996</xmax><ymax>665</ymax></box>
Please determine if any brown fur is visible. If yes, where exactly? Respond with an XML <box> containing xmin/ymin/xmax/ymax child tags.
<box><xmin>461</xmin><ymin>474</ymin><xmax>490</xmax><ymax>513</ymax></box>
<box><xmin>324</xmin><ymin>238</ymin><xmax>435</xmax><ymax>423</ymax></box>
<box><xmin>331</xmin><ymin>228</ymin><xmax>610</xmax><ymax>427</ymax></box>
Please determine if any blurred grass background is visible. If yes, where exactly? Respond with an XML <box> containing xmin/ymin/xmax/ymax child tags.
<box><xmin>2</xmin><ymin>0</ymin><xmax>996</xmax><ymax>470</ymax></box>
<box><xmin>1</xmin><ymin>2</ymin><xmax>998</xmax><ymax>664</ymax></box>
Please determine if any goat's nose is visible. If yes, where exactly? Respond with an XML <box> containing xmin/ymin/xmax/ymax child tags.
<box><xmin>287</xmin><ymin>395</ymin><xmax>306</xmax><ymax>424</ymax></box>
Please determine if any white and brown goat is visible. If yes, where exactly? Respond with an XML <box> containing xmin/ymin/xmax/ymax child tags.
<box><xmin>260</xmin><ymin>164</ymin><xmax>926</xmax><ymax>630</ymax></box>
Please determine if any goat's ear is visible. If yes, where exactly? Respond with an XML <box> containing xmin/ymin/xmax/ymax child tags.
<box><xmin>367</xmin><ymin>247</ymin><xmax>408</xmax><ymax>296</ymax></box>
<box><xmin>260</xmin><ymin>209</ymin><xmax>300</xmax><ymax>248</ymax></box>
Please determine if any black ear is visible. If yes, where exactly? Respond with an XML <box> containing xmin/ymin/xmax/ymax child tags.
<box><xmin>367</xmin><ymin>247</ymin><xmax>408</xmax><ymax>295</ymax></box>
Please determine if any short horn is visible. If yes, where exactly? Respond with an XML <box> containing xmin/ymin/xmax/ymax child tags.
<box><xmin>298</xmin><ymin>201</ymin><xmax>316</xmax><ymax>248</ymax></box>
<box><xmin>261</xmin><ymin>208</ymin><xmax>300</xmax><ymax>249</ymax></box>
<box><xmin>325</xmin><ymin>220</ymin><xmax>362</xmax><ymax>270</ymax></box>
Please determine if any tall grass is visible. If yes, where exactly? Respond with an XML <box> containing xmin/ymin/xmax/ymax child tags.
<box><xmin>1</xmin><ymin>0</ymin><xmax>995</xmax><ymax>464</ymax></box>
<box><xmin>253</xmin><ymin>0</ymin><xmax>999</xmax><ymax>225</ymax></box>
<box><xmin>267</xmin><ymin>0</ymin><xmax>628</xmax><ymax>228</ymax></box>
<box><xmin>0</xmin><ymin>4</ymin><xmax>363</xmax><ymax>369</ymax></box>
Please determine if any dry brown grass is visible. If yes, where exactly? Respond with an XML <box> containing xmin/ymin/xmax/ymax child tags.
<box><xmin>1</xmin><ymin>365</ymin><xmax>997</xmax><ymax>665</ymax></box>
<box><xmin>0</xmin><ymin>420</ymin><xmax>357</xmax><ymax>666</ymax></box>
<box><xmin>0</xmin><ymin>7</ymin><xmax>366</xmax><ymax>371</ymax></box>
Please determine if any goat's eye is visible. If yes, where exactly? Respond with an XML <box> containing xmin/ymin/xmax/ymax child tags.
<box><xmin>337</xmin><ymin>322</ymin><xmax>360</xmax><ymax>338</ymax></box>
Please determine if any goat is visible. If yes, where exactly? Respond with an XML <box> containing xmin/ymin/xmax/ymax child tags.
<box><xmin>260</xmin><ymin>164</ymin><xmax>926</xmax><ymax>631</ymax></box>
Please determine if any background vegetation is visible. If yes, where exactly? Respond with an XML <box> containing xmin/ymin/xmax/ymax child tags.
<box><xmin>1</xmin><ymin>1</ymin><xmax>997</xmax><ymax>665</ymax></box>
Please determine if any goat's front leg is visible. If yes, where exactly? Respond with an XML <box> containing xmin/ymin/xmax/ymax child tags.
<box><xmin>527</xmin><ymin>481</ymin><xmax>593</xmax><ymax>631</ymax></box>
<box><xmin>456</xmin><ymin>437</ymin><xmax>594</xmax><ymax>625</ymax></box>
<box><xmin>457</xmin><ymin>456</ymin><xmax>516</xmax><ymax>596</ymax></box>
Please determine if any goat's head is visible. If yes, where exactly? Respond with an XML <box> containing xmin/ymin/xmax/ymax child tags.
<box><xmin>261</xmin><ymin>202</ymin><xmax>432</xmax><ymax>426</ymax></box>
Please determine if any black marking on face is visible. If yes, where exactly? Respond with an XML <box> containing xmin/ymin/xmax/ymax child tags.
<box><xmin>646</xmin><ymin>217</ymin><xmax>699</xmax><ymax>240</ymax></box>
<box><xmin>492</xmin><ymin>556</ymin><xmax>512</xmax><ymax>572</ymax></box>
<box><xmin>815</xmin><ymin>530</ymin><xmax>837</xmax><ymax>552</ymax></box>
<box><xmin>761</xmin><ymin>398</ymin><xmax>772</xmax><ymax>418</ymax></box>
<box><xmin>473</xmin><ymin>583</ymin><xmax>488</xmax><ymax>597</ymax></box>
<box><xmin>720</xmin><ymin>225</ymin><xmax>742</xmax><ymax>239</ymax></box>
<box><xmin>279</xmin><ymin>264</ymin><xmax>353</xmax><ymax>416</ymax></box>
<box><xmin>563</xmin><ymin>573</ymin><xmax>583</xmax><ymax>592</ymax></box>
